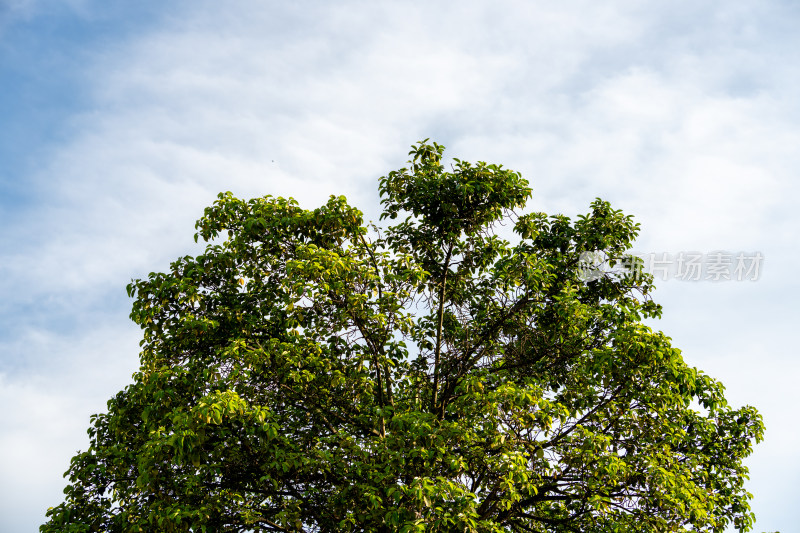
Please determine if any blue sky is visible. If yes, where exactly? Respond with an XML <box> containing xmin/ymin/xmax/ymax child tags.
<box><xmin>1</xmin><ymin>1</ymin><xmax>798</xmax><ymax>531</ymax></box>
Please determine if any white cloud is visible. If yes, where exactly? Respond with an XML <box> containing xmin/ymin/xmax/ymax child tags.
<box><xmin>3</xmin><ymin>1</ymin><xmax>799</xmax><ymax>530</ymax></box>
<box><xmin>0</xmin><ymin>322</ymin><xmax>141</xmax><ymax>530</ymax></box>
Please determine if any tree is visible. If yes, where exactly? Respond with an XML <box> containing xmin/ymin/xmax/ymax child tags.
<box><xmin>43</xmin><ymin>141</ymin><xmax>764</xmax><ymax>532</ymax></box>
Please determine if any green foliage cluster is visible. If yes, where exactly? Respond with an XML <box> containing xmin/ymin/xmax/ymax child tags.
<box><xmin>43</xmin><ymin>142</ymin><xmax>764</xmax><ymax>532</ymax></box>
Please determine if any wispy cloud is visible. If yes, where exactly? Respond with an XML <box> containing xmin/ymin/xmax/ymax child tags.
<box><xmin>1</xmin><ymin>1</ymin><xmax>797</xmax><ymax>530</ymax></box>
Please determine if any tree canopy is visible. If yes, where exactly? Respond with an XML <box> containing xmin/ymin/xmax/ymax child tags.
<box><xmin>43</xmin><ymin>141</ymin><xmax>764</xmax><ymax>532</ymax></box>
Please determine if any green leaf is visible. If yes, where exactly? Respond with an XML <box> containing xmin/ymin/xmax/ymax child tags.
<box><xmin>41</xmin><ymin>141</ymin><xmax>765</xmax><ymax>533</ymax></box>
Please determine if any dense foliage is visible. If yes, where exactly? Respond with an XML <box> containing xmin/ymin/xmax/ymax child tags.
<box><xmin>43</xmin><ymin>142</ymin><xmax>764</xmax><ymax>532</ymax></box>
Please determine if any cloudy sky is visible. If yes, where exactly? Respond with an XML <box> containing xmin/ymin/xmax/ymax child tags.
<box><xmin>1</xmin><ymin>1</ymin><xmax>797</xmax><ymax>531</ymax></box>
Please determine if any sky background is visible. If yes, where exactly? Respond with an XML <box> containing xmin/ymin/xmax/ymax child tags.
<box><xmin>1</xmin><ymin>1</ymin><xmax>797</xmax><ymax>531</ymax></box>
